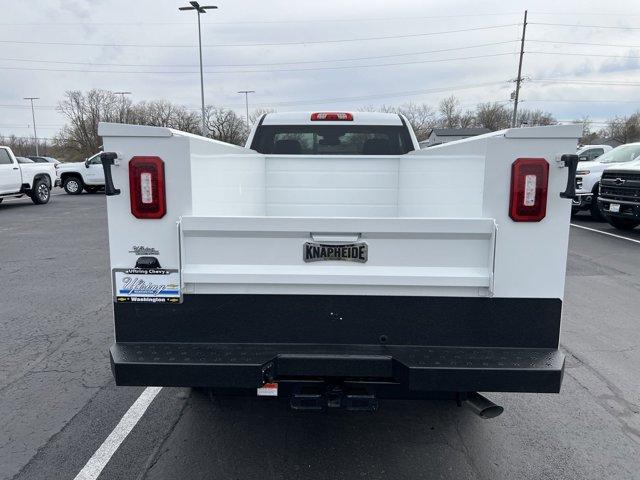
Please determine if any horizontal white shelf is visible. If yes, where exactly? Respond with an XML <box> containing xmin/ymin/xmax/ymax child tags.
<box><xmin>182</xmin><ymin>264</ymin><xmax>491</xmax><ymax>288</ymax></box>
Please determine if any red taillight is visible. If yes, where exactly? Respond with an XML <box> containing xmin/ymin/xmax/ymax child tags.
<box><xmin>129</xmin><ymin>156</ymin><xmax>166</xmax><ymax>219</ymax></box>
<box><xmin>509</xmin><ymin>158</ymin><xmax>549</xmax><ymax>222</ymax></box>
<box><xmin>310</xmin><ymin>112</ymin><xmax>353</xmax><ymax>121</ymax></box>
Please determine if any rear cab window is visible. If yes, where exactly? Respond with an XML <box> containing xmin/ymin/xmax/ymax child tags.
<box><xmin>251</xmin><ymin>125</ymin><xmax>415</xmax><ymax>155</ymax></box>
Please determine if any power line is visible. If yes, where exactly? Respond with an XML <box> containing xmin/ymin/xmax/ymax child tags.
<box><xmin>530</xmin><ymin>22</ymin><xmax>640</xmax><ymax>30</ymax></box>
<box><xmin>0</xmin><ymin>81</ymin><xmax>507</xmax><ymax>112</ymax></box>
<box><xmin>0</xmin><ymin>41</ymin><xmax>519</xmax><ymax>68</ymax></box>
<box><xmin>0</xmin><ymin>104</ymin><xmax>58</xmax><ymax>109</ymax></box>
<box><xmin>251</xmin><ymin>81</ymin><xmax>508</xmax><ymax>107</ymax></box>
<box><xmin>531</xmin><ymin>79</ymin><xmax>640</xmax><ymax>86</ymax></box>
<box><xmin>529</xmin><ymin>39</ymin><xmax>640</xmax><ymax>49</ymax></box>
<box><xmin>525</xmin><ymin>99</ymin><xmax>640</xmax><ymax>103</ymax></box>
<box><xmin>528</xmin><ymin>51</ymin><xmax>640</xmax><ymax>59</ymax></box>
<box><xmin>0</xmin><ymin>24</ymin><xmax>520</xmax><ymax>48</ymax></box>
<box><xmin>0</xmin><ymin>52</ymin><xmax>517</xmax><ymax>75</ymax></box>
<box><xmin>529</xmin><ymin>11</ymin><xmax>640</xmax><ymax>16</ymax></box>
<box><xmin>0</xmin><ymin>135</ymin><xmax>57</xmax><ymax>140</ymax></box>
<box><xmin>0</xmin><ymin>13</ymin><xmax>523</xmax><ymax>26</ymax></box>
<box><xmin>0</xmin><ymin>125</ymin><xmax>64</xmax><ymax>129</ymax></box>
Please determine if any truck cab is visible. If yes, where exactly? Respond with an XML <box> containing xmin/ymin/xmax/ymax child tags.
<box><xmin>98</xmin><ymin>113</ymin><xmax>580</xmax><ymax>414</ymax></box>
<box><xmin>246</xmin><ymin>111</ymin><xmax>420</xmax><ymax>154</ymax></box>
<box><xmin>576</xmin><ymin>144</ymin><xmax>612</xmax><ymax>162</ymax></box>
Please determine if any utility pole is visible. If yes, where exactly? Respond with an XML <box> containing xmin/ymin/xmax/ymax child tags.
<box><xmin>179</xmin><ymin>1</ymin><xmax>218</xmax><ymax>136</ymax></box>
<box><xmin>238</xmin><ymin>90</ymin><xmax>255</xmax><ymax>130</ymax></box>
<box><xmin>23</xmin><ymin>97</ymin><xmax>39</xmax><ymax>156</ymax></box>
<box><xmin>114</xmin><ymin>91</ymin><xmax>132</xmax><ymax>123</ymax></box>
<box><xmin>512</xmin><ymin>10</ymin><xmax>527</xmax><ymax>128</ymax></box>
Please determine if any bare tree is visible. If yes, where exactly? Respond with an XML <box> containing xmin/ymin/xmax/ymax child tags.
<box><xmin>605</xmin><ymin>112</ymin><xmax>640</xmax><ymax>144</ymax></box>
<box><xmin>397</xmin><ymin>103</ymin><xmax>436</xmax><ymax>141</ymax></box>
<box><xmin>459</xmin><ymin>109</ymin><xmax>476</xmax><ymax>128</ymax></box>
<box><xmin>205</xmin><ymin>106</ymin><xmax>248</xmax><ymax>145</ymax></box>
<box><xmin>56</xmin><ymin>91</ymin><xmax>203</xmax><ymax>158</ymax></box>
<box><xmin>249</xmin><ymin>108</ymin><xmax>276</xmax><ymax>126</ymax></box>
<box><xmin>517</xmin><ymin>108</ymin><xmax>556</xmax><ymax>127</ymax></box>
<box><xmin>0</xmin><ymin>134</ymin><xmax>61</xmax><ymax>158</ymax></box>
<box><xmin>475</xmin><ymin>102</ymin><xmax>511</xmax><ymax>131</ymax></box>
<box><xmin>572</xmin><ymin>116</ymin><xmax>598</xmax><ymax>145</ymax></box>
<box><xmin>57</xmin><ymin>89</ymin><xmax>122</xmax><ymax>157</ymax></box>
<box><xmin>438</xmin><ymin>95</ymin><xmax>462</xmax><ymax>128</ymax></box>
<box><xmin>128</xmin><ymin>100</ymin><xmax>200</xmax><ymax>133</ymax></box>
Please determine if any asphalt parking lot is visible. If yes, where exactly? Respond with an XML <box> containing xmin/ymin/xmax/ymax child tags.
<box><xmin>1</xmin><ymin>193</ymin><xmax>639</xmax><ymax>480</ymax></box>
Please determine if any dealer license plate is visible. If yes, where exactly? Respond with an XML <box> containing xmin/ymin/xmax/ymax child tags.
<box><xmin>112</xmin><ymin>268</ymin><xmax>181</xmax><ymax>303</ymax></box>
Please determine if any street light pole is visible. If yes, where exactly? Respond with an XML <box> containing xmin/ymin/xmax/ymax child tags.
<box><xmin>238</xmin><ymin>90</ymin><xmax>255</xmax><ymax>130</ymax></box>
<box><xmin>179</xmin><ymin>1</ymin><xmax>218</xmax><ymax>136</ymax></box>
<box><xmin>23</xmin><ymin>97</ymin><xmax>39</xmax><ymax>156</ymax></box>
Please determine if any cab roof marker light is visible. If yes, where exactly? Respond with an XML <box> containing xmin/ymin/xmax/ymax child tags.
<box><xmin>310</xmin><ymin>112</ymin><xmax>354</xmax><ymax>121</ymax></box>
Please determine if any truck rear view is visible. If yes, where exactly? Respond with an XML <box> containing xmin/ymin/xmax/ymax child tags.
<box><xmin>99</xmin><ymin>113</ymin><xmax>580</xmax><ymax>414</ymax></box>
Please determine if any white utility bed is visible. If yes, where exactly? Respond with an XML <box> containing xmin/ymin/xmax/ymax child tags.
<box><xmin>99</xmin><ymin>122</ymin><xmax>581</xmax><ymax>300</ymax></box>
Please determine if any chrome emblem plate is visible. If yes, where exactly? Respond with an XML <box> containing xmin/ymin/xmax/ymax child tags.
<box><xmin>303</xmin><ymin>242</ymin><xmax>368</xmax><ymax>263</ymax></box>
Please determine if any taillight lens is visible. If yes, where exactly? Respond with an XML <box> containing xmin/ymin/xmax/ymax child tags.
<box><xmin>129</xmin><ymin>156</ymin><xmax>166</xmax><ymax>219</ymax></box>
<box><xmin>509</xmin><ymin>158</ymin><xmax>549</xmax><ymax>222</ymax></box>
<box><xmin>310</xmin><ymin>112</ymin><xmax>353</xmax><ymax>121</ymax></box>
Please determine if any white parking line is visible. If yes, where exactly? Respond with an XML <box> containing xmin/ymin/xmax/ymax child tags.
<box><xmin>571</xmin><ymin>223</ymin><xmax>640</xmax><ymax>245</ymax></box>
<box><xmin>73</xmin><ymin>387</ymin><xmax>162</xmax><ymax>480</ymax></box>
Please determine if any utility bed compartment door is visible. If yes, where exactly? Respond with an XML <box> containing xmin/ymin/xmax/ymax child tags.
<box><xmin>179</xmin><ymin>217</ymin><xmax>496</xmax><ymax>296</ymax></box>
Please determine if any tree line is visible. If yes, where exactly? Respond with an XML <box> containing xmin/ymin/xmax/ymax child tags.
<box><xmin>1</xmin><ymin>89</ymin><xmax>637</xmax><ymax>160</ymax></box>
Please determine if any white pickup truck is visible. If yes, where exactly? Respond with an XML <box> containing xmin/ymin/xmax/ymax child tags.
<box><xmin>0</xmin><ymin>146</ymin><xmax>57</xmax><ymax>204</ymax></box>
<box><xmin>572</xmin><ymin>143</ymin><xmax>640</xmax><ymax>219</ymax></box>
<box><xmin>58</xmin><ymin>152</ymin><xmax>105</xmax><ymax>194</ymax></box>
<box><xmin>99</xmin><ymin>112</ymin><xmax>580</xmax><ymax>416</ymax></box>
<box><xmin>598</xmin><ymin>159</ymin><xmax>640</xmax><ymax>231</ymax></box>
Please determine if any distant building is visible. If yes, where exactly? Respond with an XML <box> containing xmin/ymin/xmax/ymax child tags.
<box><xmin>420</xmin><ymin>127</ymin><xmax>491</xmax><ymax>148</ymax></box>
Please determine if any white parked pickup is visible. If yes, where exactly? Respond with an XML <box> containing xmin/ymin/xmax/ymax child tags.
<box><xmin>572</xmin><ymin>143</ymin><xmax>640</xmax><ymax>219</ymax></box>
<box><xmin>58</xmin><ymin>152</ymin><xmax>105</xmax><ymax>195</ymax></box>
<box><xmin>98</xmin><ymin>112</ymin><xmax>581</xmax><ymax>415</ymax></box>
<box><xmin>0</xmin><ymin>146</ymin><xmax>57</xmax><ymax>205</ymax></box>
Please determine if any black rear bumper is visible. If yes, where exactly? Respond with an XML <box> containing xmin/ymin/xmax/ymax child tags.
<box><xmin>110</xmin><ymin>342</ymin><xmax>564</xmax><ymax>394</ymax></box>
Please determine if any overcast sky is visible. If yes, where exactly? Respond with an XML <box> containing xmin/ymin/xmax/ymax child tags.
<box><xmin>2</xmin><ymin>0</ymin><xmax>640</xmax><ymax>140</ymax></box>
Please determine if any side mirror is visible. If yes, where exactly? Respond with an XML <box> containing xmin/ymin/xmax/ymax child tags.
<box><xmin>578</xmin><ymin>155</ymin><xmax>588</xmax><ymax>162</ymax></box>
<box><xmin>85</xmin><ymin>159</ymin><xmax>90</xmax><ymax>168</ymax></box>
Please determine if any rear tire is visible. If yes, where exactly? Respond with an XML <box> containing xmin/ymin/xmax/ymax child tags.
<box><xmin>30</xmin><ymin>178</ymin><xmax>50</xmax><ymax>205</ymax></box>
<box><xmin>63</xmin><ymin>176</ymin><xmax>83</xmax><ymax>195</ymax></box>
<box><xmin>606</xmin><ymin>216</ymin><xmax>640</xmax><ymax>231</ymax></box>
